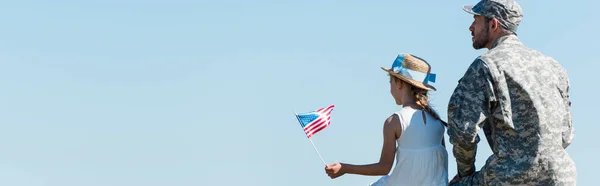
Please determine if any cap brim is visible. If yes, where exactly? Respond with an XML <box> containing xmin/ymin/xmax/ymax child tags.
<box><xmin>381</xmin><ymin>67</ymin><xmax>437</xmax><ymax>91</ymax></box>
<box><xmin>462</xmin><ymin>5</ymin><xmax>481</xmax><ymax>15</ymax></box>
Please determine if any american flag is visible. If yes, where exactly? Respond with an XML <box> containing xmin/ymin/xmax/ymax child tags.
<box><xmin>295</xmin><ymin>105</ymin><xmax>334</xmax><ymax>138</ymax></box>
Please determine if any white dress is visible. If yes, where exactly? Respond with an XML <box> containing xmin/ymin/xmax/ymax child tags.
<box><xmin>369</xmin><ymin>108</ymin><xmax>448</xmax><ymax>186</ymax></box>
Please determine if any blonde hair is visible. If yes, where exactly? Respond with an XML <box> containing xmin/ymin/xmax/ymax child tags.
<box><xmin>391</xmin><ymin>76</ymin><xmax>447</xmax><ymax>126</ymax></box>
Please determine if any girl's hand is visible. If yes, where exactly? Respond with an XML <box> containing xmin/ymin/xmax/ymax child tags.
<box><xmin>324</xmin><ymin>162</ymin><xmax>345</xmax><ymax>179</ymax></box>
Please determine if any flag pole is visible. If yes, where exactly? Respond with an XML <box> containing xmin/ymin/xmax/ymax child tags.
<box><xmin>295</xmin><ymin>112</ymin><xmax>327</xmax><ymax>165</ymax></box>
<box><xmin>308</xmin><ymin>138</ymin><xmax>327</xmax><ymax>165</ymax></box>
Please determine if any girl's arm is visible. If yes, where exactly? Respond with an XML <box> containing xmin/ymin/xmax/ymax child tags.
<box><xmin>325</xmin><ymin>114</ymin><xmax>400</xmax><ymax>178</ymax></box>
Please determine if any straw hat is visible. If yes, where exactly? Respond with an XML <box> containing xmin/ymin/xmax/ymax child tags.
<box><xmin>381</xmin><ymin>53</ymin><xmax>437</xmax><ymax>91</ymax></box>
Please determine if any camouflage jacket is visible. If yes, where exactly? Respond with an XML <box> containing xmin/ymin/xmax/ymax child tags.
<box><xmin>447</xmin><ymin>34</ymin><xmax>576</xmax><ymax>185</ymax></box>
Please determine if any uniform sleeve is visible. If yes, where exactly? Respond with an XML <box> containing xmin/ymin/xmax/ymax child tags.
<box><xmin>447</xmin><ymin>59</ymin><xmax>496</xmax><ymax>177</ymax></box>
<box><xmin>561</xmin><ymin>79</ymin><xmax>574</xmax><ymax>149</ymax></box>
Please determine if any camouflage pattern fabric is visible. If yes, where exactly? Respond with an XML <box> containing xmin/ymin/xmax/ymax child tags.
<box><xmin>447</xmin><ymin>34</ymin><xmax>577</xmax><ymax>185</ymax></box>
<box><xmin>463</xmin><ymin>0</ymin><xmax>523</xmax><ymax>32</ymax></box>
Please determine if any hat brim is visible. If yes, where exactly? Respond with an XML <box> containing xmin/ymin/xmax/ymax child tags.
<box><xmin>462</xmin><ymin>5</ymin><xmax>481</xmax><ymax>15</ymax></box>
<box><xmin>381</xmin><ymin>67</ymin><xmax>437</xmax><ymax>91</ymax></box>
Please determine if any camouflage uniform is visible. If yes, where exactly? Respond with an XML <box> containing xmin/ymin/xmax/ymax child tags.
<box><xmin>448</xmin><ymin>0</ymin><xmax>577</xmax><ymax>185</ymax></box>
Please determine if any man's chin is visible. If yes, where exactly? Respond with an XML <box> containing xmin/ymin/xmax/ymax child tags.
<box><xmin>472</xmin><ymin>43</ymin><xmax>486</xmax><ymax>50</ymax></box>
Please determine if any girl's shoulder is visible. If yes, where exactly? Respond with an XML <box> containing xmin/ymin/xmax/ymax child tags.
<box><xmin>393</xmin><ymin>107</ymin><xmax>444</xmax><ymax>125</ymax></box>
<box><xmin>393</xmin><ymin>107</ymin><xmax>420</xmax><ymax>118</ymax></box>
<box><xmin>388</xmin><ymin>108</ymin><xmax>415</xmax><ymax>127</ymax></box>
<box><xmin>385</xmin><ymin>112</ymin><xmax>403</xmax><ymax>139</ymax></box>
<box><xmin>385</xmin><ymin>112</ymin><xmax>402</xmax><ymax>126</ymax></box>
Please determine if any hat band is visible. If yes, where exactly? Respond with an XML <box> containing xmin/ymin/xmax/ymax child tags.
<box><xmin>392</xmin><ymin>66</ymin><xmax>436</xmax><ymax>84</ymax></box>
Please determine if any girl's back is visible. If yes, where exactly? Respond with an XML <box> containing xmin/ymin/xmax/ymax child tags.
<box><xmin>324</xmin><ymin>54</ymin><xmax>448</xmax><ymax>186</ymax></box>
<box><xmin>396</xmin><ymin>108</ymin><xmax>445</xmax><ymax>149</ymax></box>
<box><xmin>371</xmin><ymin>107</ymin><xmax>448</xmax><ymax>186</ymax></box>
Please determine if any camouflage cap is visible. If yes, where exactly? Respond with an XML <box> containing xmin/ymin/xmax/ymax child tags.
<box><xmin>462</xmin><ymin>0</ymin><xmax>523</xmax><ymax>32</ymax></box>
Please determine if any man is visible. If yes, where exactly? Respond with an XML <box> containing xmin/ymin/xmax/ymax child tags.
<box><xmin>447</xmin><ymin>0</ymin><xmax>576</xmax><ymax>185</ymax></box>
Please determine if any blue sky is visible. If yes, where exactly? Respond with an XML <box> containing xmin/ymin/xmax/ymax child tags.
<box><xmin>1</xmin><ymin>0</ymin><xmax>598</xmax><ymax>185</ymax></box>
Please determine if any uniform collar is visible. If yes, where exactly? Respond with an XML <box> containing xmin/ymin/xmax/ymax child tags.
<box><xmin>491</xmin><ymin>34</ymin><xmax>520</xmax><ymax>49</ymax></box>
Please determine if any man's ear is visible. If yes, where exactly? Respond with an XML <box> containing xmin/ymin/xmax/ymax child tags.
<box><xmin>490</xmin><ymin>18</ymin><xmax>501</xmax><ymax>31</ymax></box>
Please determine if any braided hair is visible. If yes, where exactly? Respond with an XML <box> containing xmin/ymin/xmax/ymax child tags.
<box><xmin>390</xmin><ymin>75</ymin><xmax>447</xmax><ymax>126</ymax></box>
<box><xmin>412</xmin><ymin>87</ymin><xmax>447</xmax><ymax>126</ymax></box>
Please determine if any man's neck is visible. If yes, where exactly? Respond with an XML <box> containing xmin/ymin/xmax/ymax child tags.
<box><xmin>486</xmin><ymin>32</ymin><xmax>513</xmax><ymax>49</ymax></box>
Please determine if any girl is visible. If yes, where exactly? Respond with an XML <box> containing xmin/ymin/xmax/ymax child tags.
<box><xmin>325</xmin><ymin>53</ymin><xmax>448</xmax><ymax>186</ymax></box>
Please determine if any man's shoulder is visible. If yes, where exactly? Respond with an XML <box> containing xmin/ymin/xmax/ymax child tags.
<box><xmin>486</xmin><ymin>41</ymin><xmax>566</xmax><ymax>73</ymax></box>
<box><xmin>465</xmin><ymin>56</ymin><xmax>491</xmax><ymax>73</ymax></box>
<box><xmin>476</xmin><ymin>39</ymin><xmax>570</xmax><ymax>85</ymax></box>
<box><xmin>480</xmin><ymin>45</ymin><xmax>529</xmax><ymax>63</ymax></box>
